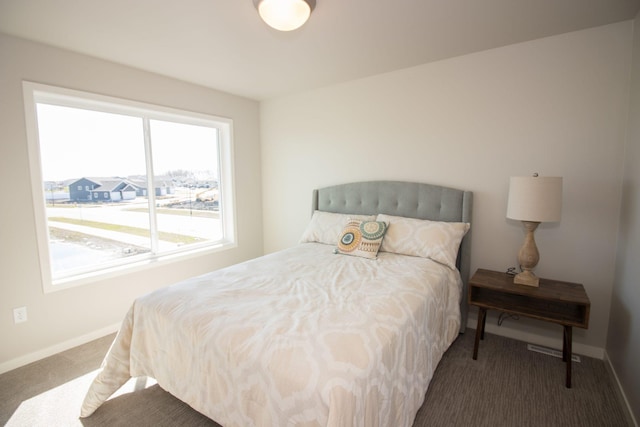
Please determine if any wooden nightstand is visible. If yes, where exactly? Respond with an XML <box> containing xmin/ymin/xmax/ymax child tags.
<box><xmin>468</xmin><ymin>268</ymin><xmax>590</xmax><ymax>388</ymax></box>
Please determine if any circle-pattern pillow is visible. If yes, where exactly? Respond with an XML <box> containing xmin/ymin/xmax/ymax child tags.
<box><xmin>336</xmin><ymin>220</ymin><xmax>388</xmax><ymax>259</ymax></box>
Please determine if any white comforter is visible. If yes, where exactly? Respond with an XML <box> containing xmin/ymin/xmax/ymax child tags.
<box><xmin>81</xmin><ymin>243</ymin><xmax>462</xmax><ymax>426</ymax></box>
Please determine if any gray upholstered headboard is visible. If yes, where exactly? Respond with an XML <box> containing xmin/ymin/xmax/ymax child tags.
<box><xmin>312</xmin><ymin>181</ymin><xmax>473</xmax><ymax>333</ymax></box>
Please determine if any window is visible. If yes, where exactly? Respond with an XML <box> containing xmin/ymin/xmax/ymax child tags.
<box><xmin>23</xmin><ymin>82</ymin><xmax>236</xmax><ymax>292</ymax></box>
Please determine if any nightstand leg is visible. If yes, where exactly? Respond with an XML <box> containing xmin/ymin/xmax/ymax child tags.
<box><xmin>564</xmin><ymin>326</ymin><xmax>573</xmax><ymax>388</ymax></box>
<box><xmin>473</xmin><ymin>308</ymin><xmax>486</xmax><ymax>360</ymax></box>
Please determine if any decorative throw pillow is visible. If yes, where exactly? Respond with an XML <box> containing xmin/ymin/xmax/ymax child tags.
<box><xmin>335</xmin><ymin>219</ymin><xmax>388</xmax><ymax>259</ymax></box>
<box><xmin>300</xmin><ymin>211</ymin><xmax>376</xmax><ymax>245</ymax></box>
<box><xmin>377</xmin><ymin>214</ymin><xmax>470</xmax><ymax>269</ymax></box>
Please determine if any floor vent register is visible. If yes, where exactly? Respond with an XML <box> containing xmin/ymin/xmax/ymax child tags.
<box><xmin>527</xmin><ymin>344</ymin><xmax>581</xmax><ymax>363</ymax></box>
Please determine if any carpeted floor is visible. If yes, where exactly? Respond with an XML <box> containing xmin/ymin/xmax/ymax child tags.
<box><xmin>0</xmin><ymin>329</ymin><xmax>632</xmax><ymax>426</ymax></box>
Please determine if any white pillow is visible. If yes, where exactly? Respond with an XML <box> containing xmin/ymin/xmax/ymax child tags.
<box><xmin>300</xmin><ymin>211</ymin><xmax>376</xmax><ymax>245</ymax></box>
<box><xmin>377</xmin><ymin>214</ymin><xmax>470</xmax><ymax>269</ymax></box>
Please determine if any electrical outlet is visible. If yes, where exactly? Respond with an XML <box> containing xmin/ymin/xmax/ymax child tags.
<box><xmin>13</xmin><ymin>307</ymin><xmax>27</xmax><ymax>324</ymax></box>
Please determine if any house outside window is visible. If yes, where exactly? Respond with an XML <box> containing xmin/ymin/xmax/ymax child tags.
<box><xmin>23</xmin><ymin>82</ymin><xmax>236</xmax><ymax>292</ymax></box>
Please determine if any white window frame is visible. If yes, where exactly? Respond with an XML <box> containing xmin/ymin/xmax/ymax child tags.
<box><xmin>23</xmin><ymin>81</ymin><xmax>237</xmax><ymax>293</ymax></box>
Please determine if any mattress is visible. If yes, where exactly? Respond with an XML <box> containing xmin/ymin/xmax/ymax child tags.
<box><xmin>81</xmin><ymin>242</ymin><xmax>462</xmax><ymax>426</ymax></box>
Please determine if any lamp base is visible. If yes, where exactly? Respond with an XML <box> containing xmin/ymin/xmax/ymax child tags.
<box><xmin>514</xmin><ymin>270</ymin><xmax>540</xmax><ymax>287</ymax></box>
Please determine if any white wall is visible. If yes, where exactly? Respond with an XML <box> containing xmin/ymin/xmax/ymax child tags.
<box><xmin>608</xmin><ymin>11</ymin><xmax>640</xmax><ymax>423</ymax></box>
<box><xmin>0</xmin><ymin>33</ymin><xmax>263</xmax><ymax>371</ymax></box>
<box><xmin>260</xmin><ymin>22</ymin><xmax>633</xmax><ymax>355</ymax></box>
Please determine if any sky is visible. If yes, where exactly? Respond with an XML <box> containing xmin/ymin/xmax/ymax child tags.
<box><xmin>36</xmin><ymin>103</ymin><xmax>219</xmax><ymax>182</ymax></box>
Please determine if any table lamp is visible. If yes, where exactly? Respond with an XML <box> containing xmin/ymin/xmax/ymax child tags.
<box><xmin>506</xmin><ymin>174</ymin><xmax>562</xmax><ymax>286</ymax></box>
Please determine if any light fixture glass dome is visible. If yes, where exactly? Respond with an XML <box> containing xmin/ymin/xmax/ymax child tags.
<box><xmin>256</xmin><ymin>0</ymin><xmax>313</xmax><ymax>31</ymax></box>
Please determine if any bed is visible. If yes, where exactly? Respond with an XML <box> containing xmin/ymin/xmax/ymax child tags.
<box><xmin>80</xmin><ymin>180</ymin><xmax>473</xmax><ymax>426</ymax></box>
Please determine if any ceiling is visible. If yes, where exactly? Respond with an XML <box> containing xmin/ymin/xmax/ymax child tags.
<box><xmin>1</xmin><ymin>0</ymin><xmax>639</xmax><ymax>101</ymax></box>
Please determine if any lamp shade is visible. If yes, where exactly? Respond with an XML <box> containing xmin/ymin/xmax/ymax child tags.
<box><xmin>507</xmin><ymin>176</ymin><xmax>562</xmax><ymax>222</ymax></box>
<box><xmin>254</xmin><ymin>0</ymin><xmax>315</xmax><ymax>31</ymax></box>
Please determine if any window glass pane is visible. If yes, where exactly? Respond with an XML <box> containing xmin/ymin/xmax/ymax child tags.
<box><xmin>26</xmin><ymin>83</ymin><xmax>235</xmax><ymax>290</ymax></box>
<box><xmin>36</xmin><ymin>104</ymin><xmax>151</xmax><ymax>278</ymax></box>
<box><xmin>149</xmin><ymin>119</ymin><xmax>223</xmax><ymax>249</ymax></box>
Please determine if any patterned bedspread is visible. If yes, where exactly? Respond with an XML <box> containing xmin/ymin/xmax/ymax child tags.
<box><xmin>81</xmin><ymin>242</ymin><xmax>462</xmax><ymax>426</ymax></box>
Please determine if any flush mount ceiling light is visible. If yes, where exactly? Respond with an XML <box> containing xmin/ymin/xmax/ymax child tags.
<box><xmin>253</xmin><ymin>0</ymin><xmax>316</xmax><ymax>31</ymax></box>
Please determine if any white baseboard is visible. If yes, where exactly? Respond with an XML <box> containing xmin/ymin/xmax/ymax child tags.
<box><xmin>604</xmin><ymin>351</ymin><xmax>639</xmax><ymax>427</ymax></box>
<box><xmin>0</xmin><ymin>323</ymin><xmax>120</xmax><ymax>375</ymax></box>
<box><xmin>466</xmin><ymin>317</ymin><xmax>604</xmax><ymax>359</ymax></box>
